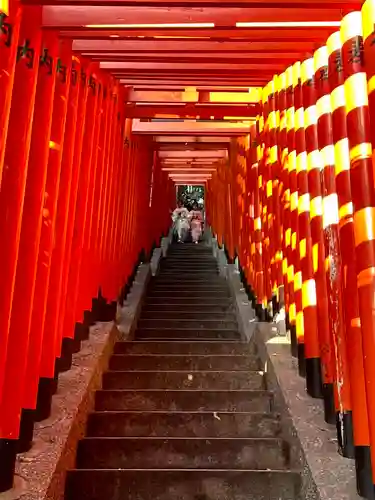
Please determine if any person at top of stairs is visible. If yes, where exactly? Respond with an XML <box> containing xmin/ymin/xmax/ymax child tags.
<box><xmin>189</xmin><ymin>201</ymin><xmax>203</xmax><ymax>244</ymax></box>
<box><xmin>171</xmin><ymin>200</ymin><xmax>190</xmax><ymax>243</ymax></box>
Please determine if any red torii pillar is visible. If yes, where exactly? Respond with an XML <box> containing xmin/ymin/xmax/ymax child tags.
<box><xmin>0</xmin><ymin>6</ymin><xmax>42</xmax><ymax>492</ymax></box>
<box><xmin>0</xmin><ymin>30</ymin><xmax>59</xmax><ymax>462</ymax></box>
<box><xmin>30</xmin><ymin>40</ymin><xmax>72</xmax><ymax>420</ymax></box>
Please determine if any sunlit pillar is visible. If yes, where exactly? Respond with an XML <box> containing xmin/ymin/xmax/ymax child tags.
<box><xmin>341</xmin><ymin>9</ymin><xmax>375</xmax><ymax>486</ymax></box>
<box><xmin>286</xmin><ymin>65</ymin><xmax>303</xmax><ymax>370</ymax></box>
<box><xmin>294</xmin><ymin>61</ymin><xmax>323</xmax><ymax>399</ymax></box>
<box><xmin>315</xmin><ymin>43</ymin><xmax>358</xmax><ymax>449</ymax></box>
<box><xmin>327</xmin><ymin>30</ymin><xmax>373</xmax><ymax>497</ymax></box>
<box><xmin>301</xmin><ymin>58</ymin><xmax>333</xmax><ymax>389</ymax></box>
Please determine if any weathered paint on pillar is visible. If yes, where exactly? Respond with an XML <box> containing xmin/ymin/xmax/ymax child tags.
<box><xmin>341</xmin><ymin>9</ymin><xmax>375</xmax><ymax>484</ymax></box>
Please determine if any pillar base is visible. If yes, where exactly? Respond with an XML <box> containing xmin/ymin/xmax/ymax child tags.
<box><xmin>290</xmin><ymin>325</ymin><xmax>298</xmax><ymax>358</ymax></box>
<box><xmin>92</xmin><ymin>295</ymin><xmax>108</xmax><ymax>322</ymax></box>
<box><xmin>83</xmin><ymin>309</ymin><xmax>95</xmax><ymax>327</ymax></box>
<box><xmin>285</xmin><ymin>312</ymin><xmax>290</xmax><ymax>332</ymax></box>
<box><xmin>119</xmin><ymin>286</ymin><xmax>126</xmax><ymax>307</ymax></box>
<box><xmin>305</xmin><ymin>357</ymin><xmax>323</xmax><ymax>399</ymax></box>
<box><xmin>322</xmin><ymin>383</ymin><xmax>336</xmax><ymax>425</ymax></box>
<box><xmin>35</xmin><ymin>377</ymin><xmax>55</xmax><ymax>421</ymax></box>
<box><xmin>272</xmin><ymin>295</ymin><xmax>280</xmax><ymax>316</ymax></box>
<box><xmin>255</xmin><ymin>304</ymin><xmax>265</xmax><ymax>321</ymax></box>
<box><xmin>17</xmin><ymin>409</ymin><xmax>35</xmax><ymax>453</ymax></box>
<box><xmin>56</xmin><ymin>337</ymin><xmax>80</xmax><ymax>373</ymax></box>
<box><xmin>337</xmin><ymin>411</ymin><xmax>355</xmax><ymax>459</ymax></box>
<box><xmin>0</xmin><ymin>438</ymin><xmax>17</xmax><ymax>493</ymax></box>
<box><xmin>297</xmin><ymin>343</ymin><xmax>306</xmax><ymax>378</ymax></box>
<box><xmin>353</xmin><ymin>446</ymin><xmax>374</xmax><ymax>499</ymax></box>
<box><xmin>74</xmin><ymin>322</ymin><xmax>89</xmax><ymax>342</ymax></box>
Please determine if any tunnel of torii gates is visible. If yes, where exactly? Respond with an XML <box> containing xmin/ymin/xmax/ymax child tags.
<box><xmin>2</xmin><ymin>0</ymin><xmax>375</xmax><ymax>495</ymax></box>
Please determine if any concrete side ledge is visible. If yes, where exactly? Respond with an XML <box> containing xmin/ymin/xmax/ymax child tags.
<box><xmin>10</xmin><ymin>262</ymin><xmax>151</xmax><ymax>500</ymax></box>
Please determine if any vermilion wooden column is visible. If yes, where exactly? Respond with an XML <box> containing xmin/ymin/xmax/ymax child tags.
<box><xmin>304</xmin><ymin>46</ymin><xmax>336</xmax><ymax>423</ymax></box>
<box><xmin>56</xmin><ymin>63</ymin><xmax>89</xmax><ymax>370</ymax></box>
<box><xmin>0</xmin><ymin>0</ymin><xmax>21</xmax><ymax>185</ymax></box>
<box><xmin>301</xmin><ymin>59</ymin><xmax>333</xmax><ymax>389</ymax></box>
<box><xmin>23</xmin><ymin>48</ymin><xmax>75</xmax><ymax>429</ymax></box>
<box><xmin>270</xmin><ymin>77</ymin><xmax>283</xmax><ymax>310</ymax></box>
<box><xmin>286</xmin><ymin>65</ymin><xmax>304</xmax><ymax>372</ymax></box>
<box><xmin>75</xmin><ymin>78</ymin><xmax>104</xmax><ymax>324</ymax></box>
<box><xmin>43</xmin><ymin>55</ymin><xmax>82</xmax><ymax>362</ymax></box>
<box><xmin>88</xmin><ymin>80</ymin><xmax>111</xmax><ymax>311</ymax></box>
<box><xmin>294</xmin><ymin>61</ymin><xmax>323</xmax><ymax>399</ymax></box>
<box><xmin>327</xmin><ymin>30</ymin><xmax>373</xmax><ymax>498</ymax></box>
<box><xmin>341</xmin><ymin>10</ymin><xmax>375</xmax><ymax>490</ymax></box>
<box><xmin>253</xmin><ymin>138</ymin><xmax>265</xmax><ymax>319</ymax></box>
<box><xmin>119</xmin><ymin>137</ymin><xmax>135</xmax><ymax>289</ymax></box>
<box><xmin>261</xmin><ymin>85</ymin><xmax>273</xmax><ymax>311</ymax></box>
<box><xmin>116</xmin><ymin>119</ymin><xmax>132</xmax><ymax>303</ymax></box>
<box><xmin>106</xmin><ymin>96</ymin><xmax>128</xmax><ymax>302</ymax></box>
<box><xmin>60</xmin><ymin>67</ymin><xmax>98</xmax><ymax>369</ymax></box>
<box><xmin>0</xmin><ymin>30</ymin><xmax>58</xmax><ymax>458</ymax></box>
<box><xmin>0</xmin><ymin>6</ymin><xmax>42</xmax><ymax>492</ymax></box>
<box><xmin>284</xmin><ymin>67</ymin><xmax>297</xmax><ymax>356</ymax></box>
<box><xmin>100</xmin><ymin>89</ymin><xmax>121</xmax><ymax>307</ymax></box>
<box><xmin>110</xmin><ymin>109</ymin><xmax>131</xmax><ymax>301</ymax></box>
<box><xmin>97</xmin><ymin>88</ymin><xmax>118</xmax><ymax>308</ymax></box>
<box><xmin>91</xmin><ymin>82</ymin><xmax>116</xmax><ymax>317</ymax></box>
<box><xmin>31</xmin><ymin>40</ymin><xmax>72</xmax><ymax>421</ymax></box>
<box><xmin>277</xmin><ymin>72</ymin><xmax>292</xmax><ymax>334</ymax></box>
<box><xmin>315</xmin><ymin>44</ymin><xmax>354</xmax><ymax>435</ymax></box>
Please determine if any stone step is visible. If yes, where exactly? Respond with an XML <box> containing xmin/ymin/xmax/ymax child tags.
<box><xmin>113</xmin><ymin>341</ymin><xmax>257</xmax><ymax>356</ymax></box>
<box><xmin>95</xmin><ymin>389</ymin><xmax>273</xmax><ymax>412</ymax></box>
<box><xmin>135</xmin><ymin>329</ymin><xmax>240</xmax><ymax>341</ymax></box>
<box><xmin>160</xmin><ymin>257</ymin><xmax>218</xmax><ymax>269</ymax></box>
<box><xmin>108</xmin><ymin>354</ymin><xmax>260</xmax><ymax>371</ymax></box>
<box><xmin>143</xmin><ymin>304</ymin><xmax>235</xmax><ymax>312</ymax></box>
<box><xmin>76</xmin><ymin>437</ymin><xmax>289</xmax><ymax>470</ymax></box>
<box><xmin>150</xmin><ymin>283</ymin><xmax>227</xmax><ymax>290</ymax></box>
<box><xmin>158</xmin><ymin>266</ymin><xmax>219</xmax><ymax>272</ymax></box>
<box><xmin>151</xmin><ymin>280</ymin><xmax>227</xmax><ymax>286</ymax></box>
<box><xmin>144</xmin><ymin>297</ymin><xmax>233</xmax><ymax>305</ymax></box>
<box><xmin>168</xmin><ymin>247</ymin><xmax>213</xmax><ymax>252</ymax></box>
<box><xmin>161</xmin><ymin>261</ymin><xmax>217</xmax><ymax>266</ymax></box>
<box><xmin>140</xmin><ymin>311</ymin><xmax>237</xmax><ymax>321</ymax></box>
<box><xmin>86</xmin><ymin>411</ymin><xmax>281</xmax><ymax>438</ymax></box>
<box><xmin>137</xmin><ymin>319</ymin><xmax>237</xmax><ymax>330</ymax></box>
<box><xmin>102</xmin><ymin>370</ymin><xmax>265</xmax><ymax>390</ymax></box>
<box><xmin>65</xmin><ymin>469</ymin><xmax>301</xmax><ymax>500</ymax></box>
<box><xmin>160</xmin><ymin>271</ymin><xmax>219</xmax><ymax>276</ymax></box>
<box><xmin>147</xmin><ymin>291</ymin><xmax>230</xmax><ymax>298</ymax></box>
<box><xmin>160</xmin><ymin>266</ymin><xmax>218</xmax><ymax>271</ymax></box>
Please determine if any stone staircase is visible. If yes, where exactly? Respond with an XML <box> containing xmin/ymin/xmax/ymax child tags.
<box><xmin>65</xmin><ymin>243</ymin><xmax>301</xmax><ymax>500</ymax></box>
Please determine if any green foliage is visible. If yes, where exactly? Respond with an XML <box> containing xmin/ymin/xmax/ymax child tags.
<box><xmin>177</xmin><ymin>185</ymin><xmax>205</xmax><ymax>208</ymax></box>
